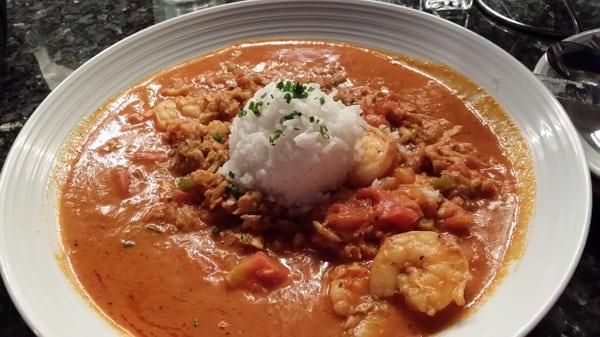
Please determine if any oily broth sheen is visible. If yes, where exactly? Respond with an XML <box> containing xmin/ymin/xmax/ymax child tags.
<box><xmin>59</xmin><ymin>41</ymin><xmax>532</xmax><ymax>337</ymax></box>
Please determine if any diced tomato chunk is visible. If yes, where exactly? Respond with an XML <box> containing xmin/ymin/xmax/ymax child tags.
<box><xmin>235</xmin><ymin>74</ymin><xmax>252</xmax><ymax>88</ymax></box>
<box><xmin>132</xmin><ymin>151</ymin><xmax>168</xmax><ymax>163</ymax></box>
<box><xmin>464</xmin><ymin>156</ymin><xmax>482</xmax><ymax>169</ymax></box>
<box><xmin>373</xmin><ymin>195</ymin><xmax>421</xmax><ymax>232</ymax></box>
<box><xmin>440</xmin><ymin>213</ymin><xmax>474</xmax><ymax>231</ymax></box>
<box><xmin>326</xmin><ymin>203</ymin><xmax>371</xmax><ymax>230</ymax></box>
<box><xmin>373</xmin><ymin>100</ymin><xmax>398</xmax><ymax>117</ymax></box>
<box><xmin>357</xmin><ymin>187</ymin><xmax>423</xmax><ymax>232</ymax></box>
<box><xmin>111</xmin><ymin>168</ymin><xmax>131</xmax><ymax>197</ymax></box>
<box><xmin>363</xmin><ymin>113</ymin><xmax>389</xmax><ymax>128</ymax></box>
<box><xmin>419</xmin><ymin>197</ymin><xmax>439</xmax><ymax>218</ymax></box>
<box><xmin>356</xmin><ymin>187</ymin><xmax>385</xmax><ymax>205</ymax></box>
<box><xmin>171</xmin><ymin>189</ymin><xmax>192</xmax><ymax>204</ymax></box>
<box><xmin>438</xmin><ymin>202</ymin><xmax>474</xmax><ymax>231</ymax></box>
<box><xmin>226</xmin><ymin>252</ymin><xmax>289</xmax><ymax>290</ymax></box>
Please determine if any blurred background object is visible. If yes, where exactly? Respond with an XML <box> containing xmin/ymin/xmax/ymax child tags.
<box><xmin>1</xmin><ymin>0</ymin><xmax>6</xmax><ymax>62</ymax></box>
<box><xmin>153</xmin><ymin>0</ymin><xmax>225</xmax><ymax>21</ymax></box>
<box><xmin>422</xmin><ymin>0</ymin><xmax>473</xmax><ymax>11</ymax></box>
<box><xmin>475</xmin><ymin>0</ymin><xmax>581</xmax><ymax>38</ymax></box>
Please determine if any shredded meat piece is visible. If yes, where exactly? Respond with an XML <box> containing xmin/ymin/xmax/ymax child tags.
<box><xmin>166</xmin><ymin>119</ymin><xmax>229</xmax><ymax>175</ymax></box>
<box><xmin>234</xmin><ymin>191</ymin><xmax>263</xmax><ymax>215</ymax></box>
<box><xmin>144</xmin><ymin>204</ymin><xmax>207</xmax><ymax>231</ymax></box>
<box><xmin>187</xmin><ymin>169</ymin><xmax>229</xmax><ymax>209</ymax></box>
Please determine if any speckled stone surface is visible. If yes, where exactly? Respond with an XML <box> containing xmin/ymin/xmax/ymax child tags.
<box><xmin>0</xmin><ymin>1</ymin><xmax>598</xmax><ymax>336</ymax></box>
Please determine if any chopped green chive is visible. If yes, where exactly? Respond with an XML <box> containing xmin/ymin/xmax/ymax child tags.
<box><xmin>237</xmin><ymin>110</ymin><xmax>247</xmax><ymax>117</ymax></box>
<box><xmin>226</xmin><ymin>182</ymin><xmax>243</xmax><ymax>198</ymax></box>
<box><xmin>280</xmin><ymin>110</ymin><xmax>302</xmax><ymax>124</ymax></box>
<box><xmin>269</xmin><ymin>129</ymin><xmax>284</xmax><ymax>145</ymax></box>
<box><xmin>228</xmin><ymin>171</ymin><xmax>235</xmax><ymax>179</ymax></box>
<box><xmin>122</xmin><ymin>240</ymin><xmax>136</xmax><ymax>248</ymax></box>
<box><xmin>277</xmin><ymin>81</ymin><xmax>310</xmax><ymax>102</ymax></box>
<box><xmin>309</xmin><ymin>116</ymin><xmax>315</xmax><ymax>123</ymax></box>
<box><xmin>277</xmin><ymin>80</ymin><xmax>293</xmax><ymax>92</ymax></box>
<box><xmin>291</xmin><ymin>83</ymin><xmax>308</xmax><ymax>99</ymax></box>
<box><xmin>319</xmin><ymin>124</ymin><xmax>330</xmax><ymax>139</ymax></box>
<box><xmin>212</xmin><ymin>132</ymin><xmax>223</xmax><ymax>143</ymax></box>
<box><xmin>177</xmin><ymin>176</ymin><xmax>194</xmax><ymax>191</ymax></box>
<box><xmin>248</xmin><ymin>101</ymin><xmax>263</xmax><ymax>116</ymax></box>
<box><xmin>319</xmin><ymin>97</ymin><xmax>325</xmax><ymax>105</ymax></box>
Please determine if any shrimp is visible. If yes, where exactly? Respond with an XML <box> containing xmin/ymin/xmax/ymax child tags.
<box><xmin>152</xmin><ymin>99</ymin><xmax>179</xmax><ymax>130</ymax></box>
<box><xmin>328</xmin><ymin>264</ymin><xmax>370</xmax><ymax>317</ymax></box>
<box><xmin>348</xmin><ymin>127</ymin><xmax>397</xmax><ymax>187</ymax></box>
<box><xmin>370</xmin><ymin>231</ymin><xmax>470</xmax><ymax>316</ymax></box>
<box><xmin>345</xmin><ymin>299</ymin><xmax>392</xmax><ymax>337</ymax></box>
<box><xmin>329</xmin><ymin>264</ymin><xmax>396</xmax><ymax>337</ymax></box>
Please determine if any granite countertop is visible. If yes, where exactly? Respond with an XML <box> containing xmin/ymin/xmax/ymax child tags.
<box><xmin>0</xmin><ymin>0</ymin><xmax>599</xmax><ymax>336</ymax></box>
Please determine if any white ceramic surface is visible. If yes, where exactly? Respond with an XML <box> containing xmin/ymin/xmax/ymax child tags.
<box><xmin>534</xmin><ymin>28</ymin><xmax>600</xmax><ymax>177</ymax></box>
<box><xmin>0</xmin><ymin>1</ymin><xmax>591</xmax><ymax>337</ymax></box>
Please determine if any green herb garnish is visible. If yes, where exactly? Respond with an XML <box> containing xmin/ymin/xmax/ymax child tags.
<box><xmin>277</xmin><ymin>80</ymin><xmax>293</xmax><ymax>92</ymax></box>
<box><xmin>319</xmin><ymin>124</ymin><xmax>330</xmax><ymax>139</ymax></box>
<box><xmin>280</xmin><ymin>110</ymin><xmax>302</xmax><ymax>124</ymax></box>
<box><xmin>177</xmin><ymin>176</ymin><xmax>194</xmax><ymax>191</ymax></box>
<box><xmin>319</xmin><ymin>96</ymin><xmax>325</xmax><ymax>105</ymax></box>
<box><xmin>226</xmin><ymin>182</ymin><xmax>243</xmax><ymax>198</ymax></box>
<box><xmin>240</xmin><ymin>233</ymin><xmax>252</xmax><ymax>244</ymax></box>
<box><xmin>432</xmin><ymin>175</ymin><xmax>456</xmax><ymax>192</ymax></box>
<box><xmin>292</xmin><ymin>83</ymin><xmax>308</xmax><ymax>99</ymax></box>
<box><xmin>228</xmin><ymin>171</ymin><xmax>235</xmax><ymax>179</ymax></box>
<box><xmin>309</xmin><ymin>116</ymin><xmax>315</xmax><ymax>123</ymax></box>
<box><xmin>122</xmin><ymin>240</ymin><xmax>136</xmax><ymax>248</ymax></box>
<box><xmin>277</xmin><ymin>81</ymin><xmax>310</xmax><ymax>102</ymax></box>
<box><xmin>237</xmin><ymin>110</ymin><xmax>248</xmax><ymax>117</ymax></box>
<box><xmin>212</xmin><ymin>132</ymin><xmax>223</xmax><ymax>143</ymax></box>
<box><xmin>248</xmin><ymin>101</ymin><xmax>263</xmax><ymax>116</ymax></box>
<box><xmin>269</xmin><ymin>129</ymin><xmax>284</xmax><ymax>145</ymax></box>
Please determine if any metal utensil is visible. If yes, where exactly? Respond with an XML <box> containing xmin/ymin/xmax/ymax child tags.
<box><xmin>537</xmin><ymin>74</ymin><xmax>600</xmax><ymax>152</ymax></box>
<box><xmin>547</xmin><ymin>40</ymin><xmax>600</xmax><ymax>80</ymax></box>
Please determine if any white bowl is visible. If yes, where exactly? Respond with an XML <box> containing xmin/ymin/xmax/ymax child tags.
<box><xmin>0</xmin><ymin>1</ymin><xmax>591</xmax><ymax>336</ymax></box>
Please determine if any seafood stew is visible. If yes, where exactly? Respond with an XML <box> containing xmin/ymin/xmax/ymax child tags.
<box><xmin>59</xmin><ymin>40</ymin><xmax>532</xmax><ymax>337</ymax></box>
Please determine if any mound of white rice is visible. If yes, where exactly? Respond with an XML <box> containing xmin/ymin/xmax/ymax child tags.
<box><xmin>219</xmin><ymin>80</ymin><xmax>366</xmax><ymax>206</ymax></box>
